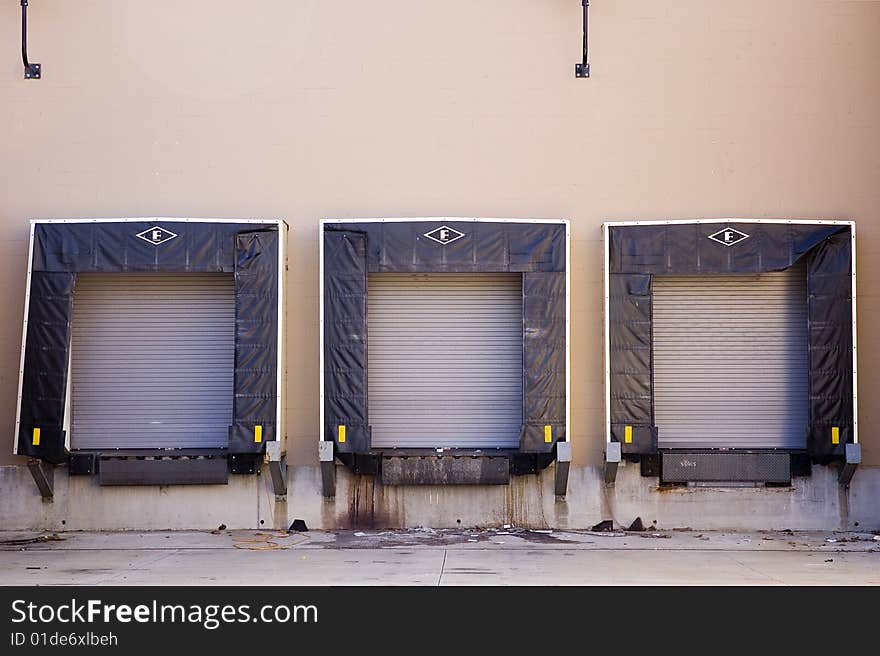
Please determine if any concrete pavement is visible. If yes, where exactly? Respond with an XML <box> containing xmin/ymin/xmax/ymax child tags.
<box><xmin>1</xmin><ymin>527</ymin><xmax>878</xmax><ymax>585</ymax></box>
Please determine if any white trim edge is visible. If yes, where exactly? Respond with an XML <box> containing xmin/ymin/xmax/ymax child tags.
<box><xmin>30</xmin><ymin>217</ymin><xmax>287</xmax><ymax>226</ymax></box>
<box><xmin>318</xmin><ymin>222</ymin><xmax>325</xmax><ymax>447</ymax></box>
<box><xmin>603</xmin><ymin>223</ymin><xmax>611</xmax><ymax>447</ymax></box>
<box><xmin>12</xmin><ymin>223</ymin><xmax>36</xmax><ymax>456</ymax></box>
<box><xmin>603</xmin><ymin>218</ymin><xmax>854</xmax><ymax>227</ymax></box>
<box><xmin>13</xmin><ymin>217</ymin><xmax>286</xmax><ymax>458</ymax></box>
<box><xmin>601</xmin><ymin>217</ymin><xmax>858</xmax><ymax>451</ymax></box>
<box><xmin>851</xmin><ymin>224</ymin><xmax>858</xmax><ymax>444</ymax></box>
<box><xmin>276</xmin><ymin>223</ymin><xmax>287</xmax><ymax>451</ymax></box>
<box><xmin>318</xmin><ymin>217</ymin><xmax>570</xmax><ymax>451</ymax></box>
<box><xmin>321</xmin><ymin>217</ymin><xmax>568</xmax><ymax>225</ymax></box>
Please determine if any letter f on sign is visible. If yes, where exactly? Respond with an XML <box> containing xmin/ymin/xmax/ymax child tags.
<box><xmin>708</xmin><ymin>227</ymin><xmax>749</xmax><ymax>247</ymax></box>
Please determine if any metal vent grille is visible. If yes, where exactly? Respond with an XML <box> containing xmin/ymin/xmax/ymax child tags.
<box><xmin>661</xmin><ymin>452</ymin><xmax>791</xmax><ymax>483</ymax></box>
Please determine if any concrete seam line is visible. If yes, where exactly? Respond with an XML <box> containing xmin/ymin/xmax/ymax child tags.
<box><xmin>437</xmin><ymin>550</ymin><xmax>448</xmax><ymax>587</ymax></box>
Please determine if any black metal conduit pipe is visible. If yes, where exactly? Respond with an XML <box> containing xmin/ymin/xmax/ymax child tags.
<box><xmin>21</xmin><ymin>0</ymin><xmax>41</xmax><ymax>79</ymax></box>
<box><xmin>575</xmin><ymin>0</ymin><xmax>590</xmax><ymax>78</ymax></box>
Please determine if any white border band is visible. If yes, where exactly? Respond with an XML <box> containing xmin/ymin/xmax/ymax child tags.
<box><xmin>318</xmin><ymin>217</ymin><xmax>571</xmax><ymax>451</ymax></box>
<box><xmin>12</xmin><ymin>222</ymin><xmax>36</xmax><ymax>455</ymax></box>
<box><xmin>13</xmin><ymin>217</ymin><xmax>287</xmax><ymax>456</ymax></box>
<box><xmin>602</xmin><ymin>217</ymin><xmax>857</xmax><ymax>449</ymax></box>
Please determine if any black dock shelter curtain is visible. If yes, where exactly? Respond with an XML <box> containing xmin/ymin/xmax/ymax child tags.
<box><xmin>607</xmin><ymin>222</ymin><xmax>854</xmax><ymax>459</ymax></box>
<box><xmin>18</xmin><ymin>221</ymin><xmax>280</xmax><ymax>463</ymax></box>
<box><xmin>322</xmin><ymin>221</ymin><xmax>567</xmax><ymax>457</ymax></box>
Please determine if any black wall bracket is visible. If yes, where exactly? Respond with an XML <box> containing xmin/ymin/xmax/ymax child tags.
<box><xmin>839</xmin><ymin>443</ymin><xmax>860</xmax><ymax>487</ymax></box>
<box><xmin>319</xmin><ymin>441</ymin><xmax>336</xmax><ymax>497</ymax></box>
<box><xmin>27</xmin><ymin>458</ymin><xmax>53</xmax><ymax>500</ymax></box>
<box><xmin>554</xmin><ymin>441</ymin><xmax>571</xmax><ymax>496</ymax></box>
<box><xmin>265</xmin><ymin>441</ymin><xmax>287</xmax><ymax>497</ymax></box>
<box><xmin>575</xmin><ymin>0</ymin><xmax>590</xmax><ymax>78</ymax></box>
<box><xmin>21</xmin><ymin>1</ymin><xmax>41</xmax><ymax>79</ymax></box>
<box><xmin>604</xmin><ymin>442</ymin><xmax>620</xmax><ymax>485</ymax></box>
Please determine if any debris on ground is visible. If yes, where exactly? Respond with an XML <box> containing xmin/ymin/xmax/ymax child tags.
<box><xmin>233</xmin><ymin>532</ymin><xmax>272</xmax><ymax>542</ymax></box>
<box><xmin>591</xmin><ymin>520</ymin><xmax>614</xmax><ymax>532</ymax></box>
<box><xmin>211</xmin><ymin>524</ymin><xmax>227</xmax><ymax>535</ymax></box>
<box><xmin>825</xmin><ymin>559</ymin><xmax>833</xmax><ymax>563</ymax></box>
<box><xmin>627</xmin><ymin>517</ymin><xmax>645</xmax><ymax>532</ymax></box>
<box><xmin>821</xmin><ymin>534</ymin><xmax>879</xmax><ymax>543</ymax></box>
<box><xmin>231</xmin><ymin>531</ymin><xmax>298</xmax><ymax>551</ymax></box>
<box><xmin>1</xmin><ymin>534</ymin><xmax>65</xmax><ymax>546</ymax></box>
<box><xmin>233</xmin><ymin>541</ymin><xmax>282</xmax><ymax>551</ymax></box>
<box><xmin>289</xmin><ymin>519</ymin><xmax>309</xmax><ymax>532</ymax></box>
<box><xmin>640</xmin><ymin>532</ymin><xmax>671</xmax><ymax>539</ymax></box>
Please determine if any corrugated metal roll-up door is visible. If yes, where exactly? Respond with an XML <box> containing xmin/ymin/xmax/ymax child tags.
<box><xmin>70</xmin><ymin>273</ymin><xmax>235</xmax><ymax>449</ymax></box>
<box><xmin>367</xmin><ymin>273</ymin><xmax>523</xmax><ymax>448</ymax></box>
<box><xmin>653</xmin><ymin>261</ymin><xmax>809</xmax><ymax>449</ymax></box>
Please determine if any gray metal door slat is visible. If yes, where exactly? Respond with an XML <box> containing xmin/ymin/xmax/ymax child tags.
<box><xmin>70</xmin><ymin>273</ymin><xmax>235</xmax><ymax>449</ymax></box>
<box><xmin>653</xmin><ymin>262</ymin><xmax>809</xmax><ymax>449</ymax></box>
<box><xmin>367</xmin><ymin>273</ymin><xmax>523</xmax><ymax>448</ymax></box>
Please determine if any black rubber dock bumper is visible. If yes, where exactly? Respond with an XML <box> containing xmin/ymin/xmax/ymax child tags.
<box><xmin>381</xmin><ymin>455</ymin><xmax>511</xmax><ymax>485</ymax></box>
<box><xmin>99</xmin><ymin>454</ymin><xmax>229</xmax><ymax>486</ymax></box>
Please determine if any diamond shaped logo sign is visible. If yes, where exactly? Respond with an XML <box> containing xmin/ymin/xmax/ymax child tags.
<box><xmin>136</xmin><ymin>226</ymin><xmax>178</xmax><ymax>246</ymax></box>
<box><xmin>708</xmin><ymin>227</ymin><xmax>750</xmax><ymax>247</ymax></box>
<box><xmin>423</xmin><ymin>226</ymin><xmax>465</xmax><ymax>245</ymax></box>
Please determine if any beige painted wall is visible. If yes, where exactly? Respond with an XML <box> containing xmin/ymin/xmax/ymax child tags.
<box><xmin>1</xmin><ymin>1</ymin><xmax>878</xmax><ymax>469</ymax></box>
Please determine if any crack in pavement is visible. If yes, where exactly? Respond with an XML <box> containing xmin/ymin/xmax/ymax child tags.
<box><xmin>93</xmin><ymin>549</ymin><xmax>184</xmax><ymax>585</ymax></box>
<box><xmin>724</xmin><ymin>553</ymin><xmax>787</xmax><ymax>585</ymax></box>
